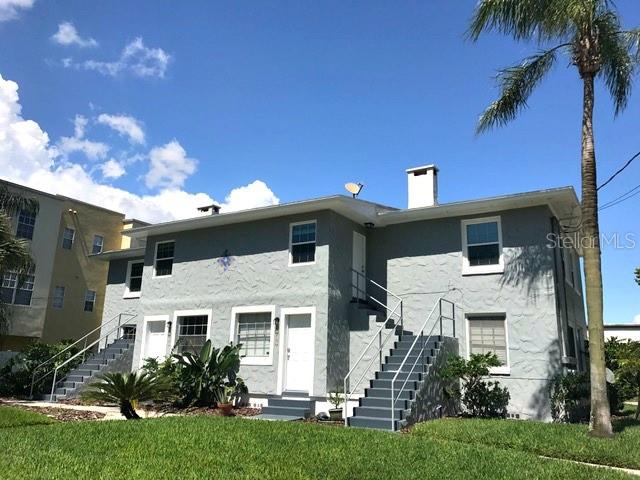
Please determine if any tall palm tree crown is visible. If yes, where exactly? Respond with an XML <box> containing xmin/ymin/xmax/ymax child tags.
<box><xmin>469</xmin><ymin>0</ymin><xmax>640</xmax><ymax>438</ymax></box>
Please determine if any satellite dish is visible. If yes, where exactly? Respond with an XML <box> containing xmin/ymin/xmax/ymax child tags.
<box><xmin>345</xmin><ymin>182</ymin><xmax>363</xmax><ymax>198</ymax></box>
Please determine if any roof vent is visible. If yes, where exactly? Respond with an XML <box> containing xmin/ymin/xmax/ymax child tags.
<box><xmin>197</xmin><ymin>204</ymin><xmax>221</xmax><ymax>215</ymax></box>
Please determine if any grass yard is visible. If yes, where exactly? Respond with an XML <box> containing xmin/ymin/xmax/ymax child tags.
<box><xmin>0</xmin><ymin>405</ymin><xmax>56</xmax><ymax>429</ymax></box>
<box><xmin>413</xmin><ymin>417</ymin><xmax>640</xmax><ymax>470</ymax></box>
<box><xmin>0</xmin><ymin>415</ymin><xmax>635</xmax><ymax>480</ymax></box>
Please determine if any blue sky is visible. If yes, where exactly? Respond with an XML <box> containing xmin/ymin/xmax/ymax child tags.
<box><xmin>0</xmin><ymin>0</ymin><xmax>638</xmax><ymax>324</ymax></box>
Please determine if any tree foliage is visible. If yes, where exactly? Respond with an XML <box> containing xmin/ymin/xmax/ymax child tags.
<box><xmin>606</xmin><ymin>338</ymin><xmax>640</xmax><ymax>419</ymax></box>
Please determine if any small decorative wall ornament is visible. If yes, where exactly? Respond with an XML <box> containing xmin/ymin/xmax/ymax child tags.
<box><xmin>217</xmin><ymin>249</ymin><xmax>235</xmax><ymax>272</ymax></box>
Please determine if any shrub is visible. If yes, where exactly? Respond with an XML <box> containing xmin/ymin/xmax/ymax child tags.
<box><xmin>141</xmin><ymin>356</ymin><xmax>182</xmax><ymax>403</ymax></box>
<box><xmin>172</xmin><ymin>340</ymin><xmax>243</xmax><ymax>407</ymax></box>
<box><xmin>81</xmin><ymin>371</ymin><xmax>162</xmax><ymax>420</ymax></box>
<box><xmin>0</xmin><ymin>340</ymin><xmax>80</xmax><ymax>397</ymax></box>
<box><xmin>549</xmin><ymin>372</ymin><xmax>590</xmax><ymax>423</ymax></box>
<box><xmin>440</xmin><ymin>353</ymin><xmax>510</xmax><ymax>418</ymax></box>
<box><xmin>606</xmin><ymin>338</ymin><xmax>640</xmax><ymax>419</ymax></box>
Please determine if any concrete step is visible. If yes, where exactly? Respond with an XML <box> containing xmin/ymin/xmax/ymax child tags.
<box><xmin>360</xmin><ymin>396</ymin><xmax>410</xmax><ymax>409</ymax></box>
<box><xmin>268</xmin><ymin>398</ymin><xmax>314</xmax><ymax>409</ymax></box>
<box><xmin>348</xmin><ymin>416</ymin><xmax>400</xmax><ymax>431</ymax></box>
<box><xmin>376</xmin><ymin>371</ymin><xmax>422</xmax><ymax>382</ymax></box>
<box><xmin>364</xmin><ymin>387</ymin><xmax>414</xmax><ymax>400</ymax></box>
<box><xmin>353</xmin><ymin>406</ymin><xmax>407</xmax><ymax>419</ymax></box>
<box><xmin>261</xmin><ymin>406</ymin><xmax>310</xmax><ymax>418</ymax></box>
<box><xmin>370</xmin><ymin>378</ymin><xmax>418</xmax><ymax>390</ymax></box>
<box><xmin>381</xmin><ymin>362</ymin><xmax>430</xmax><ymax>373</ymax></box>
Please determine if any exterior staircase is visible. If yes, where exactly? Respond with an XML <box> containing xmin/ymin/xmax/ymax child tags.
<box><xmin>348</xmin><ymin>333</ymin><xmax>442</xmax><ymax>430</ymax></box>
<box><xmin>257</xmin><ymin>394</ymin><xmax>315</xmax><ymax>421</ymax></box>
<box><xmin>50</xmin><ymin>337</ymin><xmax>135</xmax><ymax>401</ymax></box>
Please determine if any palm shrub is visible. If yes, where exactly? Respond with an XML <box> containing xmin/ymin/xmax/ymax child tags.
<box><xmin>81</xmin><ymin>372</ymin><xmax>161</xmax><ymax>419</ymax></box>
<box><xmin>172</xmin><ymin>340</ymin><xmax>243</xmax><ymax>407</ymax></box>
<box><xmin>440</xmin><ymin>353</ymin><xmax>510</xmax><ymax>419</ymax></box>
<box><xmin>550</xmin><ymin>372</ymin><xmax>591</xmax><ymax>423</ymax></box>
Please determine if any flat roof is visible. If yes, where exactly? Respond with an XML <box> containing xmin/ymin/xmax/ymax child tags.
<box><xmin>92</xmin><ymin>247</ymin><xmax>145</xmax><ymax>261</ymax></box>
<box><xmin>604</xmin><ymin>324</ymin><xmax>640</xmax><ymax>329</ymax></box>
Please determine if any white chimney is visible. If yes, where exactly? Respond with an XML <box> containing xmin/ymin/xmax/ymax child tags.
<box><xmin>406</xmin><ymin>165</ymin><xmax>438</xmax><ymax>208</ymax></box>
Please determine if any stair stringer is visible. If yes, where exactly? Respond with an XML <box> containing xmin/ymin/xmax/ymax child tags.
<box><xmin>402</xmin><ymin>337</ymin><xmax>459</xmax><ymax>427</ymax></box>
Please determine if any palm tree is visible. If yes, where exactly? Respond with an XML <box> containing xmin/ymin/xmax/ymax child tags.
<box><xmin>0</xmin><ymin>184</ymin><xmax>39</xmax><ymax>337</ymax></box>
<box><xmin>469</xmin><ymin>0</ymin><xmax>640</xmax><ymax>438</ymax></box>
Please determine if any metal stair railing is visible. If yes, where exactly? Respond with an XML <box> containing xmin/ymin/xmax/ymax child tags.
<box><xmin>390</xmin><ymin>298</ymin><xmax>455</xmax><ymax>430</ymax></box>
<box><xmin>343</xmin><ymin>269</ymin><xmax>403</xmax><ymax>425</ymax></box>
<box><xmin>28</xmin><ymin>313</ymin><xmax>135</xmax><ymax>399</ymax></box>
<box><xmin>47</xmin><ymin>313</ymin><xmax>137</xmax><ymax>401</ymax></box>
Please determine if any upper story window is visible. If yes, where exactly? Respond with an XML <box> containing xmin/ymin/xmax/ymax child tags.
<box><xmin>467</xmin><ymin>314</ymin><xmax>509</xmax><ymax>375</ymax></box>
<box><xmin>16</xmin><ymin>210</ymin><xmax>36</xmax><ymax>240</ymax></box>
<box><xmin>84</xmin><ymin>289</ymin><xmax>96</xmax><ymax>312</ymax></box>
<box><xmin>62</xmin><ymin>227</ymin><xmax>75</xmax><ymax>249</ymax></box>
<box><xmin>461</xmin><ymin>216</ymin><xmax>503</xmax><ymax>275</ymax></box>
<box><xmin>289</xmin><ymin>221</ymin><xmax>316</xmax><ymax>265</ymax></box>
<box><xmin>52</xmin><ymin>286</ymin><xmax>65</xmax><ymax>309</ymax></box>
<box><xmin>1</xmin><ymin>271</ymin><xmax>35</xmax><ymax>306</ymax></box>
<box><xmin>124</xmin><ymin>261</ymin><xmax>144</xmax><ymax>298</ymax></box>
<box><xmin>92</xmin><ymin>235</ymin><xmax>104</xmax><ymax>254</ymax></box>
<box><xmin>154</xmin><ymin>241</ymin><xmax>175</xmax><ymax>277</ymax></box>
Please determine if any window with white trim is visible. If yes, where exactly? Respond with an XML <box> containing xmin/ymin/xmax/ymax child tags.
<box><xmin>467</xmin><ymin>315</ymin><xmax>509</xmax><ymax>374</ymax></box>
<box><xmin>52</xmin><ymin>286</ymin><xmax>65</xmax><ymax>309</ymax></box>
<box><xmin>237</xmin><ymin>312</ymin><xmax>272</xmax><ymax>358</ymax></box>
<box><xmin>175</xmin><ymin>315</ymin><xmax>208</xmax><ymax>354</ymax></box>
<box><xmin>124</xmin><ymin>261</ymin><xmax>144</xmax><ymax>298</ymax></box>
<box><xmin>92</xmin><ymin>235</ymin><xmax>104</xmax><ymax>254</ymax></box>
<box><xmin>16</xmin><ymin>210</ymin><xmax>36</xmax><ymax>240</ymax></box>
<box><xmin>290</xmin><ymin>221</ymin><xmax>316</xmax><ymax>265</ymax></box>
<box><xmin>1</xmin><ymin>271</ymin><xmax>35</xmax><ymax>305</ymax></box>
<box><xmin>154</xmin><ymin>241</ymin><xmax>174</xmax><ymax>276</ymax></box>
<box><xmin>461</xmin><ymin>217</ymin><xmax>503</xmax><ymax>274</ymax></box>
<box><xmin>84</xmin><ymin>290</ymin><xmax>96</xmax><ymax>312</ymax></box>
<box><xmin>62</xmin><ymin>228</ymin><xmax>75</xmax><ymax>250</ymax></box>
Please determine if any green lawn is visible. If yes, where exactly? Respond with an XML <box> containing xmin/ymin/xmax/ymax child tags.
<box><xmin>0</xmin><ymin>416</ymin><xmax>634</xmax><ymax>479</ymax></box>
<box><xmin>413</xmin><ymin>417</ymin><xmax>640</xmax><ymax>470</ymax></box>
<box><xmin>0</xmin><ymin>405</ymin><xmax>56</xmax><ymax>429</ymax></box>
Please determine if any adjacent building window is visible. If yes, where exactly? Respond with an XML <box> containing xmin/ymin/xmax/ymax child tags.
<box><xmin>175</xmin><ymin>315</ymin><xmax>208</xmax><ymax>354</ymax></box>
<box><xmin>461</xmin><ymin>217</ymin><xmax>503</xmax><ymax>274</ymax></box>
<box><xmin>230</xmin><ymin>306</ymin><xmax>275</xmax><ymax>365</ymax></box>
<box><xmin>154</xmin><ymin>241</ymin><xmax>175</xmax><ymax>277</ymax></box>
<box><xmin>92</xmin><ymin>235</ymin><xmax>104</xmax><ymax>254</ymax></box>
<box><xmin>52</xmin><ymin>286</ymin><xmax>65</xmax><ymax>309</ymax></box>
<box><xmin>62</xmin><ymin>228</ymin><xmax>75</xmax><ymax>249</ymax></box>
<box><xmin>84</xmin><ymin>290</ymin><xmax>96</xmax><ymax>312</ymax></box>
<box><xmin>567</xmin><ymin>325</ymin><xmax>577</xmax><ymax>359</ymax></box>
<box><xmin>467</xmin><ymin>315</ymin><xmax>509</xmax><ymax>374</ymax></box>
<box><xmin>16</xmin><ymin>210</ymin><xmax>36</xmax><ymax>240</ymax></box>
<box><xmin>289</xmin><ymin>221</ymin><xmax>316</xmax><ymax>265</ymax></box>
<box><xmin>124</xmin><ymin>261</ymin><xmax>144</xmax><ymax>298</ymax></box>
<box><xmin>1</xmin><ymin>272</ymin><xmax>35</xmax><ymax>306</ymax></box>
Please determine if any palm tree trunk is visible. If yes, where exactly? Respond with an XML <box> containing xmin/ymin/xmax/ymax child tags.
<box><xmin>581</xmin><ymin>74</ymin><xmax>613</xmax><ymax>438</ymax></box>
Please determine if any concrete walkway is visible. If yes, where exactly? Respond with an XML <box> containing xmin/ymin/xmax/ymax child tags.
<box><xmin>4</xmin><ymin>399</ymin><xmax>171</xmax><ymax>421</ymax></box>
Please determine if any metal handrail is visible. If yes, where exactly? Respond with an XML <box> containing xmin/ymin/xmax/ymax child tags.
<box><xmin>29</xmin><ymin>313</ymin><xmax>135</xmax><ymax>398</ymax></box>
<box><xmin>343</xmin><ymin>270</ymin><xmax>404</xmax><ymax>425</ymax></box>
<box><xmin>48</xmin><ymin>313</ymin><xmax>137</xmax><ymax>401</ymax></box>
<box><xmin>390</xmin><ymin>298</ymin><xmax>455</xmax><ymax>430</ymax></box>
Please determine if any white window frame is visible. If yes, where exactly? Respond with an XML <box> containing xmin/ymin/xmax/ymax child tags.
<box><xmin>276</xmin><ymin>306</ymin><xmax>316</xmax><ymax>396</ymax></box>
<box><xmin>62</xmin><ymin>227</ymin><xmax>75</xmax><ymax>249</ymax></box>
<box><xmin>171</xmin><ymin>309</ymin><xmax>213</xmax><ymax>353</ymax></box>
<box><xmin>139</xmin><ymin>314</ymin><xmax>170</xmax><ymax>369</ymax></box>
<box><xmin>230</xmin><ymin>305</ymin><xmax>277</xmax><ymax>366</ymax></box>
<box><xmin>288</xmin><ymin>220</ymin><xmax>317</xmax><ymax>267</ymax></box>
<box><xmin>153</xmin><ymin>240</ymin><xmax>175</xmax><ymax>278</ymax></box>
<box><xmin>1</xmin><ymin>271</ymin><xmax>35</xmax><ymax>306</ymax></box>
<box><xmin>52</xmin><ymin>286</ymin><xmax>65</xmax><ymax>309</ymax></box>
<box><xmin>92</xmin><ymin>234</ymin><xmax>104</xmax><ymax>255</ymax></box>
<box><xmin>461</xmin><ymin>216</ymin><xmax>504</xmax><ymax>275</ymax></box>
<box><xmin>16</xmin><ymin>209</ymin><xmax>36</xmax><ymax>240</ymax></box>
<box><xmin>84</xmin><ymin>289</ymin><xmax>96</xmax><ymax>312</ymax></box>
<box><xmin>465</xmin><ymin>313</ymin><xmax>510</xmax><ymax>375</ymax></box>
<box><xmin>124</xmin><ymin>260</ymin><xmax>144</xmax><ymax>299</ymax></box>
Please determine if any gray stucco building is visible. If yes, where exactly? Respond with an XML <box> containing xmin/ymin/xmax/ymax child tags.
<box><xmin>95</xmin><ymin>165</ymin><xmax>586</xmax><ymax>424</ymax></box>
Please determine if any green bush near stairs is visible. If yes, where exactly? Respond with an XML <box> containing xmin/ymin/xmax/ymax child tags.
<box><xmin>0</xmin><ymin>416</ymin><xmax>632</xmax><ymax>479</ymax></box>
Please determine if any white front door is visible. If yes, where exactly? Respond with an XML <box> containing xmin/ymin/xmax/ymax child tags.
<box><xmin>352</xmin><ymin>231</ymin><xmax>366</xmax><ymax>299</ymax></box>
<box><xmin>143</xmin><ymin>320</ymin><xmax>168</xmax><ymax>361</ymax></box>
<box><xmin>284</xmin><ymin>313</ymin><xmax>314</xmax><ymax>393</ymax></box>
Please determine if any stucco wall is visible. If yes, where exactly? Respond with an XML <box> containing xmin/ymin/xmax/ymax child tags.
<box><xmin>368</xmin><ymin>206</ymin><xmax>564</xmax><ymax>420</ymax></box>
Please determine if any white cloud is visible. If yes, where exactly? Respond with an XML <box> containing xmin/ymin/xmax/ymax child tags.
<box><xmin>145</xmin><ymin>140</ymin><xmax>196</xmax><ymax>189</ymax></box>
<box><xmin>0</xmin><ymin>0</ymin><xmax>34</xmax><ymax>22</ymax></box>
<box><xmin>0</xmin><ymin>73</ymin><xmax>279</xmax><ymax>223</ymax></box>
<box><xmin>97</xmin><ymin>113</ymin><xmax>145</xmax><ymax>144</ymax></box>
<box><xmin>65</xmin><ymin>37</ymin><xmax>170</xmax><ymax>78</ymax></box>
<box><xmin>99</xmin><ymin>159</ymin><xmax>126</xmax><ymax>179</ymax></box>
<box><xmin>51</xmin><ymin>21</ymin><xmax>97</xmax><ymax>48</ymax></box>
<box><xmin>57</xmin><ymin>114</ymin><xmax>108</xmax><ymax>160</ymax></box>
<box><xmin>634</xmin><ymin>314</ymin><xmax>640</xmax><ymax>324</ymax></box>
<box><xmin>73</xmin><ymin>114</ymin><xmax>88</xmax><ymax>138</ymax></box>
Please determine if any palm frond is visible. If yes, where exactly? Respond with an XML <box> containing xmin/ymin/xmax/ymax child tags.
<box><xmin>596</xmin><ymin>11</ymin><xmax>634</xmax><ymax>114</ymax></box>
<box><xmin>477</xmin><ymin>48</ymin><xmax>559</xmax><ymax>133</ymax></box>
<box><xmin>623</xmin><ymin>28</ymin><xmax>640</xmax><ymax>63</ymax></box>
<box><xmin>0</xmin><ymin>185</ymin><xmax>39</xmax><ymax>216</ymax></box>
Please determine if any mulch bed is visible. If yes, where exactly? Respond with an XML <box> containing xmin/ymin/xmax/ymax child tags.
<box><xmin>146</xmin><ymin>404</ymin><xmax>262</xmax><ymax>417</ymax></box>
<box><xmin>4</xmin><ymin>403</ymin><xmax>105</xmax><ymax>422</ymax></box>
<box><xmin>303</xmin><ymin>417</ymin><xmax>344</xmax><ymax>427</ymax></box>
